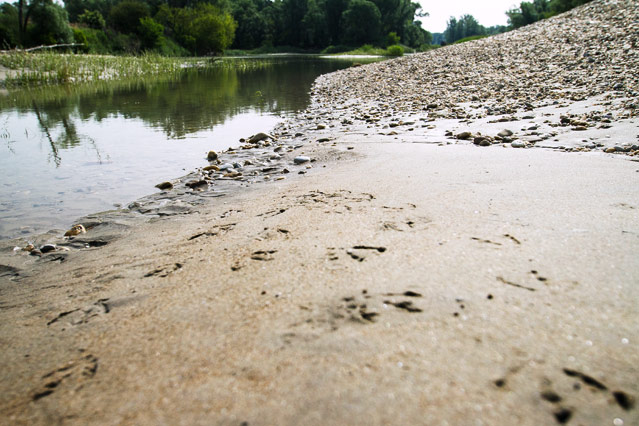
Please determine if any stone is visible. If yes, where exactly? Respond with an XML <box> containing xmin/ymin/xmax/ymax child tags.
<box><xmin>457</xmin><ymin>131</ymin><xmax>472</xmax><ymax>140</ymax></box>
<box><xmin>294</xmin><ymin>156</ymin><xmax>311</xmax><ymax>164</ymax></box>
<box><xmin>604</xmin><ymin>147</ymin><xmax>616</xmax><ymax>153</ymax></box>
<box><xmin>498</xmin><ymin>130</ymin><xmax>514</xmax><ymax>137</ymax></box>
<box><xmin>64</xmin><ymin>224</ymin><xmax>87</xmax><ymax>236</ymax></box>
<box><xmin>203</xmin><ymin>165</ymin><xmax>220</xmax><ymax>172</ymax></box>
<box><xmin>219</xmin><ymin>163</ymin><xmax>234</xmax><ymax>171</ymax></box>
<box><xmin>248</xmin><ymin>133</ymin><xmax>272</xmax><ymax>144</ymax></box>
<box><xmin>207</xmin><ymin>150</ymin><xmax>218</xmax><ymax>161</ymax></box>
<box><xmin>316</xmin><ymin>124</ymin><xmax>326</xmax><ymax>130</ymax></box>
<box><xmin>186</xmin><ymin>180</ymin><xmax>208</xmax><ymax>189</ymax></box>
<box><xmin>155</xmin><ymin>182</ymin><xmax>173</xmax><ymax>190</ymax></box>
<box><xmin>40</xmin><ymin>244</ymin><xmax>56</xmax><ymax>253</ymax></box>
<box><xmin>511</xmin><ymin>141</ymin><xmax>526</xmax><ymax>148</ymax></box>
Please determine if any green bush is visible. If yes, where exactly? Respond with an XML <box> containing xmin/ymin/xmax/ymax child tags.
<box><xmin>385</xmin><ymin>44</ymin><xmax>403</xmax><ymax>56</ymax></box>
<box><xmin>78</xmin><ymin>9</ymin><xmax>106</xmax><ymax>30</ymax></box>
<box><xmin>321</xmin><ymin>45</ymin><xmax>351</xmax><ymax>54</ymax></box>
<box><xmin>138</xmin><ymin>16</ymin><xmax>163</xmax><ymax>50</ymax></box>
<box><xmin>72</xmin><ymin>28</ymin><xmax>89</xmax><ymax>52</ymax></box>
<box><xmin>108</xmin><ymin>1</ymin><xmax>150</xmax><ymax>34</ymax></box>
<box><xmin>385</xmin><ymin>31</ymin><xmax>400</xmax><ymax>47</ymax></box>
<box><xmin>157</xmin><ymin>36</ymin><xmax>190</xmax><ymax>56</ymax></box>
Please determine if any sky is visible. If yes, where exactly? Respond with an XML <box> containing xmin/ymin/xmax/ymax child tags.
<box><xmin>417</xmin><ymin>0</ymin><xmax>520</xmax><ymax>33</ymax></box>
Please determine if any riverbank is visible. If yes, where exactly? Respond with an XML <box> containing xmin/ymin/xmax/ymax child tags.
<box><xmin>1</xmin><ymin>0</ymin><xmax>638</xmax><ymax>424</ymax></box>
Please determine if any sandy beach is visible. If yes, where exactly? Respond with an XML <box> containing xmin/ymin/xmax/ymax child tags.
<box><xmin>1</xmin><ymin>0</ymin><xmax>638</xmax><ymax>424</ymax></box>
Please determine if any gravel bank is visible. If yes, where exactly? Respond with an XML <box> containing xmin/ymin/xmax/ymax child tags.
<box><xmin>302</xmin><ymin>0</ymin><xmax>639</xmax><ymax>154</ymax></box>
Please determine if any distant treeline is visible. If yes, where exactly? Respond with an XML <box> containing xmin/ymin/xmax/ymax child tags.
<box><xmin>506</xmin><ymin>0</ymin><xmax>593</xmax><ymax>29</ymax></box>
<box><xmin>441</xmin><ymin>0</ymin><xmax>593</xmax><ymax>44</ymax></box>
<box><xmin>0</xmin><ymin>0</ymin><xmax>593</xmax><ymax>55</ymax></box>
<box><xmin>0</xmin><ymin>0</ymin><xmax>431</xmax><ymax>55</ymax></box>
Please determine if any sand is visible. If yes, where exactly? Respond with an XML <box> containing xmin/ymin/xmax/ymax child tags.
<box><xmin>1</xmin><ymin>0</ymin><xmax>639</xmax><ymax>424</ymax></box>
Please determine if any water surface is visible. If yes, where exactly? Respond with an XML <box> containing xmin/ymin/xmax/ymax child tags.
<box><xmin>0</xmin><ymin>56</ymin><xmax>382</xmax><ymax>239</ymax></box>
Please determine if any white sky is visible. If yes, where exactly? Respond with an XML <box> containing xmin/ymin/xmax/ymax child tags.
<box><xmin>417</xmin><ymin>0</ymin><xmax>520</xmax><ymax>33</ymax></box>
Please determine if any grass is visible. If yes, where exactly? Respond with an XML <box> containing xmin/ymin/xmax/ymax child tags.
<box><xmin>0</xmin><ymin>52</ymin><xmax>214</xmax><ymax>87</ymax></box>
<box><xmin>452</xmin><ymin>35</ymin><xmax>489</xmax><ymax>45</ymax></box>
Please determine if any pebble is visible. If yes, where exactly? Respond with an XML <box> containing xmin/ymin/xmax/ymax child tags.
<box><xmin>155</xmin><ymin>181</ymin><xmax>173</xmax><ymax>190</ymax></box>
<box><xmin>207</xmin><ymin>150</ymin><xmax>218</xmax><ymax>161</ymax></box>
<box><xmin>40</xmin><ymin>244</ymin><xmax>56</xmax><ymax>253</ymax></box>
<box><xmin>294</xmin><ymin>156</ymin><xmax>311</xmax><ymax>164</ymax></box>
<box><xmin>186</xmin><ymin>179</ymin><xmax>208</xmax><ymax>188</ymax></box>
<box><xmin>219</xmin><ymin>163</ymin><xmax>234</xmax><ymax>171</ymax></box>
<box><xmin>511</xmin><ymin>141</ymin><xmax>526</xmax><ymax>148</ymax></box>
<box><xmin>248</xmin><ymin>132</ymin><xmax>272</xmax><ymax>144</ymax></box>
<box><xmin>457</xmin><ymin>131</ymin><xmax>472</xmax><ymax>140</ymax></box>
<box><xmin>64</xmin><ymin>224</ymin><xmax>87</xmax><ymax>236</ymax></box>
<box><xmin>498</xmin><ymin>130</ymin><xmax>514</xmax><ymax>137</ymax></box>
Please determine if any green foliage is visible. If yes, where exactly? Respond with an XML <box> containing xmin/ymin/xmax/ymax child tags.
<box><xmin>27</xmin><ymin>1</ymin><xmax>74</xmax><ymax>46</ymax></box>
<box><xmin>340</xmin><ymin>0</ymin><xmax>382</xmax><ymax>46</ymax></box>
<box><xmin>138</xmin><ymin>16</ymin><xmax>163</xmax><ymax>50</ymax></box>
<box><xmin>452</xmin><ymin>34</ymin><xmax>488</xmax><ymax>44</ymax></box>
<box><xmin>108</xmin><ymin>1</ymin><xmax>150</xmax><ymax>34</ymax></box>
<box><xmin>385</xmin><ymin>44</ymin><xmax>403</xmax><ymax>56</ymax></box>
<box><xmin>0</xmin><ymin>3</ymin><xmax>20</xmax><ymax>48</ymax></box>
<box><xmin>8</xmin><ymin>0</ymin><xmax>429</xmax><ymax>55</ymax></box>
<box><xmin>444</xmin><ymin>14</ymin><xmax>484</xmax><ymax>44</ymax></box>
<box><xmin>188</xmin><ymin>4</ymin><xmax>236</xmax><ymax>55</ymax></box>
<box><xmin>78</xmin><ymin>9</ymin><xmax>106</xmax><ymax>29</ymax></box>
<box><xmin>230</xmin><ymin>0</ymin><xmax>267</xmax><ymax>49</ymax></box>
<box><xmin>72</xmin><ymin>28</ymin><xmax>88</xmax><ymax>51</ymax></box>
<box><xmin>320</xmin><ymin>44</ymin><xmax>351</xmax><ymax>54</ymax></box>
<box><xmin>64</xmin><ymin>0</ymin><xmax>115</xmax><ymax>23</ymax></box>
<box><xmin>507</xmin><ymin>0</ymin><xmax>593</xmax><ymax>29</ymax></box>
<box><xmin>300</xmin><ymin>0</ymin><xmax>329</xmax><ymax>48</ymax></box>
<box><xmin>385</xmin><ymin>31</ymin><xmax>399</xmax><ymax>46</ymax></box>
<box><xmin>402</xmin><ymin>20</ymin><xmax>431</xmax><ymax>48</ymax></box>
<box><xmin>0</xmin><ymin>51</ymin><xmax>208</xmax><ymax>86</ymax></box>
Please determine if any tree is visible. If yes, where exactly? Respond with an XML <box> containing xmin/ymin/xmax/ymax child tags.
<box><xmin>18</xmin><ymin>0</ymin><xmax>74</xmax><ymax>46</ymax></box>
<box><xmin>108</xmin><ymin>1</ymin><xmax>150</xmax><ymax>34</ymax></box>
<box><xmin>78</xmin><ymin>9</ymin><xmax>106</xmax><ymax>29</ymax></box>
<box><xmin>403</xmin><ymin>20</ymin><xmax>431</xmax><ymax>48</ymax></box>
<box><xmin>187</xmin><ymin>4</ymin><xmax>236</xmax><ymax>55</ymax></box>
<box><xmin>324</xmin><ymin>0</ymin><xmax>348</xmax><ymax>45</ymax></box>
<box><xmin>138</xmin><ymin>16</ymin><xmax>163</xmax><ymax>49</ymax></box>
<box><xmin>444</xmin><ymin>14</ymin><xmax>484</xmax><ymax>43</ymax></box>
<box><xmin>340</xmin><ymin>0</ymin><xmax>382</xmax><ymax>45</ymax></box>
<box><xmin>64</xmin><ymin>0</ymin><xmax>115</xmax><ymax>23</ymax></box>
<box><xmin>230</xmin><ymin>0</ymin><xmax>266</xmax><ymax>49</ymax></box>
<box><xmin>0</xmin><ymin>3</ymin><xmax>19</xmax><ymax>47</ymax></box>
<box><xmin>300</xmin><ymin>0</ymin><xmax>328</xmax><ymax>48</ymax></box>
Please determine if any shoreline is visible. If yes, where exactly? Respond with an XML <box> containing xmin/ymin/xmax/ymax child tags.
<box><xmin>1</xmin><ymin>0</ymin><xmax>638</xmax><ymax>424</ymax></box>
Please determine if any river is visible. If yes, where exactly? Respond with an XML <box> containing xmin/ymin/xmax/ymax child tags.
<box><xmin>0</xmin><ymin>55</ymin><xmax>382</xmax><ymax>240</ymax></box>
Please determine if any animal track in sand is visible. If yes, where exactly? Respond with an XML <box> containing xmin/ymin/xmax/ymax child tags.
<box><xmin>188</xmin><ymin>223</ymin><xmax>236</xmax><ymax>241</ymax></box>
<box><xmin>471</xmin><ymin>233</ymin><xmax>523</xmax><ymax>246</ymax></box>
<box><xmin>346</xmin><ymin>245</ymin><xmax>387</xmax><ymax>262</ymax></box>
<box><xmin>285</xmin><ymin>289</ymin><xmax>425</xmax><ymax>341</ymax></box>
<box><xmin>144</xmin><ymin>262</ymin><xmax>183</xmax><ymax>278</ymax></box>
<box><xmin>47</xmin><ymin>299</ymin><xmax>109</xmax><ymax>329</ymax></box>
<box><xmin>493</xmin><ymin>365</ymin><xmax>636</xmax><ymax>424</ymax></box>
<box><xmin>32</xmin><ymin>353</ymin><xmax>98</xmax><ymax>401</ymax></box>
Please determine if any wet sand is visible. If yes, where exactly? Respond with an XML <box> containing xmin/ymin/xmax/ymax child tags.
<box><xmin>1</xmin><ymin>0</ymin><xmax>638</xmax><ymax>424</ymax></box>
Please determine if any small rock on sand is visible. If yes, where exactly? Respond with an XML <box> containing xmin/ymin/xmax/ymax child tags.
<box><xmin>294</xmin><ymin>156</ymin><xmax>311</xmax><ymax>164</ymax></box>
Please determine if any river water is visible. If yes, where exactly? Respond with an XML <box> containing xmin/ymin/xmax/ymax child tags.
<box><xmin>0</xmin><ymin>55</ymin><xmax>382</xmax><ymax>240</ymax></box>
